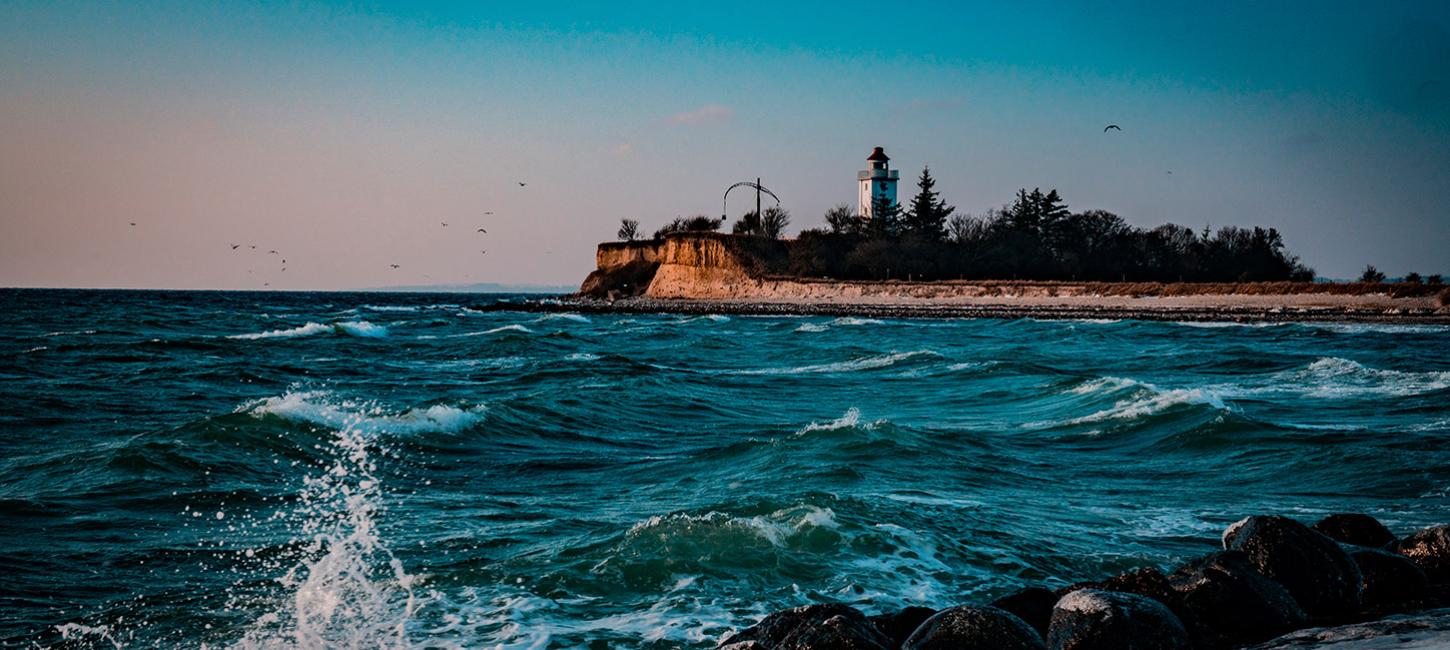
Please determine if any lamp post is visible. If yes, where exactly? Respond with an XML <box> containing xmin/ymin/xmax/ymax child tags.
<box><xmin>722</xmin><ymin>180</ymin><xmax>781</xmax><ymax>225</ymax></box>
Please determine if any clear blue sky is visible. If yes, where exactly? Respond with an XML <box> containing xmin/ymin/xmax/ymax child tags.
<box><xmin>2</xmin><ymin>1</ymin><xmax>1447</xmax><ymax>288</ymax></box>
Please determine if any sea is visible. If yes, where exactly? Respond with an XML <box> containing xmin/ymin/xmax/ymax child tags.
<box><xmin>2</xmin><ymin>288</ymin><xmax>1449</xmax><ymax>648</ymax></box>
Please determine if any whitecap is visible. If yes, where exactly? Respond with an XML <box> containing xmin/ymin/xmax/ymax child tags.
<box><xmin>534</xmin><ymin>313</ymin><xmax>590</xmax><ymax>323</ymax></box>
<box><xmin>830</xmin><ymin>317</ymin><xmax>884</xmax><ymax>326</ymax></box>
<box><xmin>484</xmin><ymin>324</ymin><xmax>533</xmax><ymax>335</ymax></box>
<box><xmin>566</xmin><ymin>352</ymin><xmax>601</xmax><ymax>362</ymax></box>
<box><xmin>799</xmin><ymin>408</ymin><xmax>879</xmax><ymax>433</ymax></box>
<box><xmin>1065</xmin><ymin>386</ymin><xmax>1226</xmax><ymax>425</ymax></box>
<box><xmin>733</xmin><ymin>350</ymin><xmax>939</xmax><ymax>376</ymax></box>
<box><xmin>1226</xmin><ymin>357</ymin><xmax>1450</xmax><ymax>399</ymax></box>
<box><xmin>793</xmin><ymin>323</ymin><xmax>829</xmax><ymax>333</ymax></box>
<box><xmin>228</xmin><ymin>321</ymin><xmax>387</xmax><ymax>340</ymax></box>
<box><xmin>241</xmin><ymin>391</ymin><xmax>487</xmax><ymax>435</ymax></box>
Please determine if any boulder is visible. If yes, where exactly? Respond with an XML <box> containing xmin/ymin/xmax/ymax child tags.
<box><xmin>902</xmin><ymin>605</ymin><xmax>1046</xmax><ymax>650</ymax></box>
<box><xmin>1397</xmin><ymin>524</ymin><xmax>1450</xmax><ymax>583</ymax></box>
<box><xmin>1349</xmin><ymin>545</ymin><xmax>1430</xmax><ymax>607</ymax></box>
<box><xmin>1046</xmin><ymin>589</ymin><xmax>1190</xmax><ymax>650</ymax></box>
<box><xmin>869</xmin><ymin>606</ymin><xmax>936</xmax><ymax>648</ymax></box>
<box><xmin>1058</xmin><ymin>567</ymin><xmax>1180</xmax><ymax>610</ymax></box>
<box><xmin>718</xmin><ymin>603</ymin><xmax>892</xmax><ymax>650</ymax></box>
<box><xmin>1223</xmin><ymin>515</ymin><xmax>1362</xmax><ymax>619</ymax></box>
<box><xmin>1312</xmin><ymin>513</ymin><xmax>1396</xmax><ymax>549</ymax></box>
<box><xmin>991</xmin><ymin>587</ymin><xmax>1059</xmax><ymax>638</ymax></box>
<box><xmin>1168</xmin><ymin>550</ymin><xmax>1306</xmax><ymax>647</ymax></box>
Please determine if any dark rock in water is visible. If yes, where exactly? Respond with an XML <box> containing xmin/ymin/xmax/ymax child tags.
<box><xmin>1397</xmin><ymin>525</ymin><xmax>1450</xmax><ymax>583</ymax></box>
<box><xmin>1059</xmin><ymin>567</ymin><xmax>1181</xmax><ymax>610</ymax></box>
<box><xmin>717</xmin><ymin>603</ymin><xmax>892</xmax><ymax>650</ymax></box>
<box><xmin>1348</xmin><ymin>545</ymin><xmax>1430</xmax><ymax>607</ymax></box>
<box><xmin>1223</xmin><ymin>515</ymin><xmax>1363</xmax><ymax>619</ymax></box>
<box><xmin>1313</xmin><ymin>514</ymin><xmax>1397</xmax><ymax>549</ymax></box>
<box><xmin>991</xmin><ymin>587</ymin><xmax>1059</xmax><ymax>638</ymax></box>
<box><xmin>902</xmin><ymin>605</ymin><xmax>1046</xmax><ymax>650</ymax></box>
<box><xmin>1168</xmin><ymin>550</ymin><xmax>1307</xmax><ymax>647</ymax></box>
<box><xmin>870</xmin><ymin>606</ymin><xmax>936</xmax><ymax>648</ymax></box>
<box><xmin>1244</xmin><ymin>607</ymin><xmax>1450</xmax><ymax>649</ymax></box>
<box><xmin>1046</xmin><ymin>589</ymin><xmax>1190</xmax><ymax>650</ymax></box>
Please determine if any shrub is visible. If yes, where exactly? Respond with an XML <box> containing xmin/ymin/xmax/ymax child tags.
<box><xmin>617</xmin><ymin>218</ymin><xmax>640</xmax><ymax>241</ymax></box>
<box><xmin>654</xmin><ymin>215</ymin><xmax>721</xmax><ymax>239</ymax></box>
<box><xmin>1359</xmin><ymin>265</ymin><xmax>1386</xmax><ymax>283</ymax></box>
<box><xmin>1404</xmin><ymin>272</ymin><xmax>1423</xmax><ymax>284</ymax></box>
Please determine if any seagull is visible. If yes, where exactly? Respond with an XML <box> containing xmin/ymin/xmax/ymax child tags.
<box><xmin>249</xmin><ymin>245</ymin><xmax>256</xmax><ymax>249</ymax></box>
<box><xmin>281</xmin><ymin>259</ymin><xmax>286</xmax><ymax>264</ymax></box>
<box><xmin>1166</xmin><ymin>170</ymin><xmax>1173</xmax><ymax>175</ymax></box>
<box><xmin>264</xmin><ymin>282</ymin><xmax>270</xmax><ymax>287</ymax></box>
<box><xmin>517</xmin><ymin>182</ymin><xmax>527</xmax><ymax>187</ymax></box>
<box><xmin>441</xmin><ymin>222</ymin><xmax>449</xmax><ymax>227</ymax></box>
<box><xmin>281</xmin><ymin>267</ymin><xmax>286</xmax><ymax>272</ymax></box>
<box><xmin>484</xmin><ymin>211</ymin><xmax>494</xmax><ymax>215</ymax></box>
<box><xmin>129</xmin><ymin>222</ymin><xmax>136</xmax><ymax>226</ymax></box>
<box><xmin>1103</xmin><ymin>124</ymin><xmax>1121</xmax><ymax>132</ymax></box>
<box><xmin>480</xmin><ymin>250</ymin><xmax>487</xmax><ymax>254</ymax></box>
<box><xmin>268</xmin><ymin>250</ymin><xmax>278</xmax><ymax>255</ymax></box>
<box><xmin>231</xmin><ymin>244</ymin><xmax>240</xmax><ymax>250</ymax></box>
<box><xmin>476</xmin><ymin>228</ymin><xmax>487</xmax><ymax>233</ymax></box>
<box><xmin>390</xmin><ymin>264</ymin><xmax>400</xmax><ymax>269</ymax></box>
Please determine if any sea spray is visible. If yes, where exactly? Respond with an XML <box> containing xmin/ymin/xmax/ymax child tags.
<box><xmin>235</xmin><ymin>414</ymin><xmax>419</xmax><ymax>649</ymax></box>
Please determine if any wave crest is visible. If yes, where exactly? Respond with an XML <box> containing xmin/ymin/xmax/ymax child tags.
<box><xmin>229</xmin><ymin>321</ymin><xmax>387</xmax><ymax>340</ymax></box>
<box><xmin>241</xmin><ymin>391</ymin><xmax>487</xmax><ymax>435</ymax></box>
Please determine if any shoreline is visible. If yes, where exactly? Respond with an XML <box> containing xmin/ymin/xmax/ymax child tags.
<box><xmin>500</xmin><ymin>296</ymin><xmax>1450</xmax><ymax>324</ymax></box>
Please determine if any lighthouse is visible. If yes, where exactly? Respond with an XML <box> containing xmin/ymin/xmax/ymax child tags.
<box><xmin>858</xmin><ymin>146</ymin><xmax>900</xmax><ymax>219</ymax></box>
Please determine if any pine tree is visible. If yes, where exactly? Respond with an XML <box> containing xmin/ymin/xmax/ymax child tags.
<box><xmin>903</xmin><ymin>165</ymin><xmax>953</xmax><ymax>241</ymax></box>
<box><xmin>866</xmin><ymin>195</ymin><xmax>901</xmax><ymax>240</ymax></box>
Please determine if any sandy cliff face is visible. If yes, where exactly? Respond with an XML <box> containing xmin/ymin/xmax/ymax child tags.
<box><xmin>645</xmin><ymin>235</ymin><xmax>765</xmax><ymax>299</ymax></box>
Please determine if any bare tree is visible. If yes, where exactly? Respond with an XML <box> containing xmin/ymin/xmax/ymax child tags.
<box><xmin>824</xmin><ymin>203</ymin><xmax>860</xmax><ymax>235</ymax></box>
<box><xmin>617</xmin><ymin>218</ymin><xmax>640</xmax><ymax>241</ymax></box>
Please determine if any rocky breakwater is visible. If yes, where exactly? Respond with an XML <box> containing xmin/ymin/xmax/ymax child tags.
<box><xmin>716</xmin><ymin>514</ymin><xmax>1450</xmax><ymax>650</ymax></box>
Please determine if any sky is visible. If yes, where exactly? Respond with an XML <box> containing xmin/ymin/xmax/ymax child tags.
<box><xmin>2</xmin><ymin>1</ymin><xmax>1448</xmax><ymax>289</ymax></box>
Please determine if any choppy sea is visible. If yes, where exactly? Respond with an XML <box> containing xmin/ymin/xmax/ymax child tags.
<box><xmin>2</xmin><ymin>289</ymin><xmax>1448</xmax><ymax>648</ymax></box>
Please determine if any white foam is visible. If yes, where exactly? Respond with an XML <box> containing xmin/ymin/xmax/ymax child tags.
<box><xmin>533</xmin><ymin>313</ymin><xmax>590</xmax><ymax>323</ymax></box>
<box><xmin>734</xmin><ymin>350</ymin><xmax>939</xmax><ymax>376</ymax></box>
<box><xmin>793</xmin><ymin>323</ymin><xmax>829</xmax><ymax>333</ymax></box>
<box><xmin>229</xmin><ymin>321</ymin><xmax>387</xmax><ymax>340</ymax></box>
<box><xmin>1216</xmin><ymin>357</ymin><xmax>1450</xmax><ymax>399</ymax></box>
<box><xmin>623</xmin><ymin>504</ymin><xmax>839</xmax><ymax>550</ymax></box>
<box><xmin>55</xmin><ymin>623</ymin><xmax>122</xmax><ymax>649</ymax></box>
<box><xmin>484</xmin><ymin>324</ymin><xmax>533</xmax><ymax>335</ymax></box>
<box><xmin>242</xmin><ymin>391</ymin><xmax>487</xmax><ymax>435</ymax></box>
<box><xmin>565</xmin><ymin>352</ymin><xmax>601</xmax><ymax>362</ymax></box>
<box><xmin>1046</xmin><ymin>376</ymin><xmax>1228</xmax><ymax>426</ymax></box>
<box><xmin>234</xmin><ymin>416</ymin><xmax>419</xmax><ymax>648</ymax></box>
<box><xmin>799</xmin><ymin>408</ymin><xmax>877</xmax><ymax>433</ymax></box>
<box><xmin>830</xmin><ymin>317</ymin><xmax>884</xmax><ymax>326</ymax></box>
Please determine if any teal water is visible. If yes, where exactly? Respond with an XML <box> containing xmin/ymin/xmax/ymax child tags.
<box><xmin>2</xmin><ymin>289</ymin><xmax>1448</xmax><ymax>648</ymax></box>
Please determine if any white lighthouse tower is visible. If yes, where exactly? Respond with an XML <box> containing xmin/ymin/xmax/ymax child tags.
<box><xmin>858</xmin><ymin>146</ymin><xmax>900</xmax><ymax>219</ymax></box>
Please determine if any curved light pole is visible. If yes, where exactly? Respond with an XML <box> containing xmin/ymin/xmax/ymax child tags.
<box><xmin>722</xmin><ymin>178</ymin><xmax>781</xmax><ymax>223</ymax></box>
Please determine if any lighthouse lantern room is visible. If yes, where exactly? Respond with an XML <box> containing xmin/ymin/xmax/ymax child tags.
<box><xmin>858</xmin><ymin>146</ymin><xmax>900</xmax><ymax>219</ymax></box>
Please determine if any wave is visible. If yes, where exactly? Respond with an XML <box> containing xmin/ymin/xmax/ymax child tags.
<box><xmin>229</xmin><ymin>321</ymin><xmax>388</xmax><ymax>340</ymax></box>
<box><xmin>241</xmin><ymin>391</ymin><xmax>487</xmax><ymax>435</ymax></box>
<box><xmin>566</xmin><ymin>352</ymin><xmax>601</xmax><ymax>362</ymax></box>
<box><xmin>1048</xmin><ymin>376</ymin><xmax>1228</xmax><ymax>426</ymax></box>
<box><xmin>733</xmin><ymin>350</ymin><xmax>940</xmax><ymax>376</ymax></box>
<box><xmin>534</xmin><ymin>313</ymin><xmax>590</xmax><ymax>323</ymax></box>
<box><xmin>485</xmin><ymin>324</ymin><xmax>533</xmax><ymax>335</ymax></box>
<box><xmin>794</xmin><ymin>323</ymin><xmax>829</xmax><ymax>333</ymax></box>
<box><xmin>829</xmin><ymin>317</ymin><xmax>884</xmax><ymax>326</ymax></box>
<box><xmin>798</xmin><ymin>408</ymin><xmax>884</xmax><ymax>434</ymax></box>
<box><xmin>1231</xmin><ymin>357</ymin><xmax>1450</xmax><ymax>399</ymax></box>
<box><xmin>623</xmin><ymin>504</ymin><xmax>839</xmax><ymax>553</ymax></box>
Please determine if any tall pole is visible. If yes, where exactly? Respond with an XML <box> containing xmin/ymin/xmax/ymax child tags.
<box><xmin>756</xmin><ymin>177</ymin><xmax>761</xmax><ymax>223</ymax></box>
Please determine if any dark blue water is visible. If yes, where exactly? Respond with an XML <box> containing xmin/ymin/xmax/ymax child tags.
<box><xmin>2</xmin><ymin>289</ymin><xmax>1448</xmax><ymax>648</ymax></box>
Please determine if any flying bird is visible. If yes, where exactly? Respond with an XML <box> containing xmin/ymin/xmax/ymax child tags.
<box><xmin>249</xmin><ymin>245</ymin><xmax>256</xmax><ymax>249</ymax></box>
<box><xmin>484</xmin><ymin>211</ymin><xmax>494</xmax><ymax>215</ymax></box>
<box><xmin>231</xmin><ymin>244</ymin><xmax>240</xmax><ymax>250</ymax></box>
<box><xmin>281</xmin><ymin>259</ymin><xmax>286</xmax><ymax>264</ymax></box>
<box><xmin>476</xmin><ymin>228</ymin><xmax>487</xmax><ymax>233</ymax></box>
<box><xmin>390</xmin><ymin>264</ymin><xmax>400</xmax><ymax>269</ymax></box>
<box><xmin>517</xmin><ymin>182</ymin><xmax>527</xmax><ymax>187</ymax></box>
<box><xmin>441</xmin><ymin>222</ymin><xmax>449</xmax><ymax>227</ymax></box>
<box><xmin>1103</xmin><ymin>124</ymin><xmax>1121</xmax><ymax>132</ymax></box>
<box><xmin>129</xmin><ymin>222</ymin><xmax>136</xmax><ymax>226</ymax></box>
<box><xmin>268</xmin><ymin>250</ymin><xmax>278</xmax><ymax>255</ymax></box>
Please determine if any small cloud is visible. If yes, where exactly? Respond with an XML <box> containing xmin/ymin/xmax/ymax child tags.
<box><xmin>611</xmin><ymin>143</ymin><xmax>635</xmax><ymax>157</ymax></box>
<box><xmin>670</xmin><ymin>104</ymin><xmax>734</xmax><ymax>126</ymax></box>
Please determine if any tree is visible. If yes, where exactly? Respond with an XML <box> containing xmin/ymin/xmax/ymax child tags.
<box><xmin>761</xmin><ymin>206</ymin><xmax>790</xmax><ymax>239</ymax></box>
<box><xmin>1428</xmin><ymin>274</ymin><xmax>1444</xmax><ymax>285</ymax></box>
<box><xmin>617</xmin><ymin>218</ymin><xmax>640</xmax><ymax>241</ymax></box>
<box><xmin>824</xmin><ymin>203</ymin><xmax>861</xmax><ymax>236</ymax></box>
<box><xmin>864</xmin><ymin>195</ymin><xmax>901</xmax><ymax>240</ymax></box>
<box><xmin>1359</xmin><ymin>265</ymin><xmax>1386</xmax><ymax>283</ymax></box>
<box><xmin>654</xmin><ymin>215</ymin><xmax>721</xmax><ymax>239</ymax></box>
<box><xmin>1404</xmin><ymin>272</ymin><xmax>1423</xmax><ymax>284</ymax></box>
<box><xmin>902</xmin><ymin>165</ymin><xmax>954</xmax><ymax>241</ymax></box>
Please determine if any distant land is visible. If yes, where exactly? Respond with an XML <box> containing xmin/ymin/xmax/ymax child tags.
<box><xmin>359</xmin><ymin>281</ymin><xmax>575</xmax><ymax>294</ymax></box>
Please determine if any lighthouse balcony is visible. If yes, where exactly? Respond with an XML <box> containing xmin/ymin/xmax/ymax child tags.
<box><xmin>858</xmin><ymin>169</ymin><xmax>900</xmax><ymax>181</ymax></box>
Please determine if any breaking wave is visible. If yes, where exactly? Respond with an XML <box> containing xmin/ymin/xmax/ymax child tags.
<box><xmin>229</xmin><ymin>321</ymin><xmax>388</xmax><ymax>340</ymax></box>
<box><xmin>733</xmin><ymin>350</ymin><xmax>940</xmax><ymax>376</ymax></box>
<box><xmin>241</xmin><ymin>391</ymin><xmax>487</xmax><ymax>435</ymax></box>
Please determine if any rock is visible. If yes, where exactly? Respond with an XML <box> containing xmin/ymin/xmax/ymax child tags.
<box><xmin>1349</xmin><ymin>545</ymin><xmax>1430</xmax><ymax>607</ymax></box>
<box><xmin>869</xmin><ymin>606</ymin><xmax>936</xmax><ymax>648</ymax></box>
<box><xmin>1313</xmin><ymin>514</ymin><xmax>1396</xmax><ymax>549</ymax></box>
<box><xmin>991</xmin><ymin>587</ymin><xmax>1059</xmax><ymax>638</ymax></box>
<box><xmin>1223</xmin><ymin>515</ymin><xmax>1363</xmax><ymax>619</ymax></box>
<box><xmin>1397</xmin><ymin>525</ymin><xmax>1450</xmax><ymax>583</ymax></box>
<box><xmin>1168</xmin><ymin>550</ymin><xmax>1307</xmax><ymax>647</ymax></box>
<box><xmin>1244</xmin><ymin>607</ymin><xmax>1450</xmax><ymax>649</ymax></box>
<box><xmin>1059</xmin><ymin>567</ymin><xmax>1180</xmax><ymax>610</ymax></box>
<box><xmin>903</xmin><ymin>605</ymin><xmax>1046</xmax><ymax>650</ymax></box>
<box><xmin>718</xmin><ymin>603</ymin><xmax>892</xmax><ymax>649</ymax></box>
<box><xmin>1046</xmin><ymin>589</ymin><xmax>1190</xmax><ymax>650</ymax></box>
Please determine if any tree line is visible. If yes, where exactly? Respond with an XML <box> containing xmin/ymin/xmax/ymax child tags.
<box><xmin>617</xmin><ymin>167</ymin><xmax>1439</xmax><ymax>283</ymax></box>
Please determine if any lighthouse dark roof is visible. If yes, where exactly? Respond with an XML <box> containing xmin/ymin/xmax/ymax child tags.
<box><xmin>866</xmin><ymin>146</ymin><xmax>890</xmax><ymax>162</ymax></box>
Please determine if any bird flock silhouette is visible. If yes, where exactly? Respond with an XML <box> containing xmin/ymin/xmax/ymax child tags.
<box><xmin>128</xmin><ymin>180</ymin><xmax>527</xmax><ymax>287</ymax></box>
